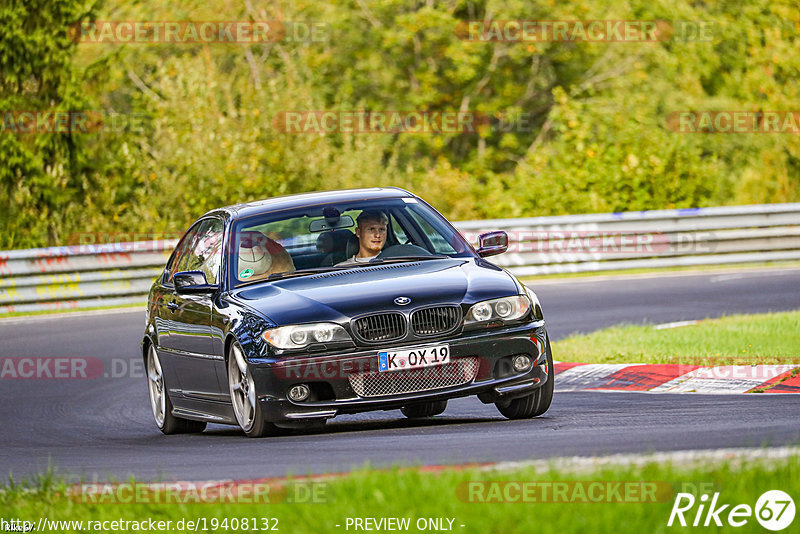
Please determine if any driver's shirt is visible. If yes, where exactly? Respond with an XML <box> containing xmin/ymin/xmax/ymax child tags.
<box><xmin>335</xmin><ymin>254</ymin><xmax>378</xmax><ymax>267</ymax></box>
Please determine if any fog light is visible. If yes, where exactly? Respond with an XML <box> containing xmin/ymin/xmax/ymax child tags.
<box><xmin>288</xmin><ymin>384</ymin><xmax>310</xmax><ymax>402</ymax></box>
<box><xmin>513</xmin><ymin>354</ymin><xmax>533</xmax><ymax>372</ymax></box>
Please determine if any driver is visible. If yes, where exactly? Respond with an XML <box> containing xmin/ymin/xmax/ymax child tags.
<box><xmin>336</xmin><ymin>210</ymin><xmax>388</xmax><ymax>266</ymax></box>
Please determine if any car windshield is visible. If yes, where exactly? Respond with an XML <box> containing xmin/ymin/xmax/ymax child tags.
<box><xmin>229</xmin><ymin>198</ymin><xmax>474</xmax><ymax>287</ymax></box>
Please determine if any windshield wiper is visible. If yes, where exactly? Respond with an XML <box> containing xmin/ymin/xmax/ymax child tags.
<box><xmin>367</xmin><ymin>255</ymin><xmax>449</xmax><ymax>264</ymax></box>
<box><xmin>266</xmin><ymin>266</ymin><xmax>354</xmax><ymax>281</ymax></box>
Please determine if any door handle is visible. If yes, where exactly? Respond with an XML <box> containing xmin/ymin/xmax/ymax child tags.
<box><xmin>167</xmin><ymin>301</ymin><xmax>179</xmax><ymax>312</ymax></box>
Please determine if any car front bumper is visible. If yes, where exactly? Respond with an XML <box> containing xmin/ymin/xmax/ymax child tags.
<box><xmin>247</xmin><ymin>321</ymin><xmax>550</xmax><ymax>423</ymax></box>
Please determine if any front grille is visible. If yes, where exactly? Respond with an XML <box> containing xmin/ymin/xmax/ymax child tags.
<box><xmin>352</xmin><ymin>312</ymin><xmax>406</xmax><ymax>342</ymax></box>
<box><xmin>348</xmin><ymin>357</ymin><xmax>480</xmax><ymax>398</ymax></box>
<box><xmin>411</xmin><ymin>306</ymin><xmax>461</xmax><ymax>336</ymax></box>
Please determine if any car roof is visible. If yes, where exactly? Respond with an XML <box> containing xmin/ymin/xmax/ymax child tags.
<box><xmin>205</xmin><ymin>187</ymin><xmax>416</xmax><ymax>220</ymax></box>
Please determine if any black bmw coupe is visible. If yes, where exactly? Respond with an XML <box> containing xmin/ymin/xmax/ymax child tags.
<box><xmin>143</xmin><ymin>188</ymin><xmax>553</xmax><ymax>437</ymax></box>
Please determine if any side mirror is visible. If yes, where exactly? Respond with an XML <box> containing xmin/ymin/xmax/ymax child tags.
<box><xmin>174</xmin><ymin>271</ymin><xmax>217</xmax><ymax>294</ymax></box>
<box><xmin>476</xmin><ymin>231</ymin><xmax>508</xmax><ymax>258</ymax></box>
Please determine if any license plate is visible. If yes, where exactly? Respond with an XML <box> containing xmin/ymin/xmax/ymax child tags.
<box><xmin>378</xmin><ymin>344</ymin><xmax>450</xmax><ymax>372</ymax></box>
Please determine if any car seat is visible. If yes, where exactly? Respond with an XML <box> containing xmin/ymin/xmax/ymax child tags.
<box><xmin>316</xmin><ymin>229</ymin><xmax>359</xmax><ymax>266</ymax></box>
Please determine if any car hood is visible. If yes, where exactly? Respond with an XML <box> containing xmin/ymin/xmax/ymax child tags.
<box><xmin>230</xmin><ymin>258</ymin><xmax>519</xmax><ymax>325</ymax></box>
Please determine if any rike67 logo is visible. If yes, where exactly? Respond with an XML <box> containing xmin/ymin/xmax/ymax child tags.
<box><xmin>668</xmin><ymin>490</ymin><xmax>795</xmax><ymax>531</ymax></box>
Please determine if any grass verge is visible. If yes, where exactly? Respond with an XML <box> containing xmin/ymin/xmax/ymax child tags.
<box><xmin>1</xmin><ymin>454</ymin><xmax>797</xmax><ymax>533</ymax></box>
<box><xmin>552</xmin><ymin>310</ymin><xmax>800</xmax><ymax>365</ymax></box>
<box><xmin>520</xmin><ymin>260</ymin><xmax>800</xmax><ymax>282</ymax></box>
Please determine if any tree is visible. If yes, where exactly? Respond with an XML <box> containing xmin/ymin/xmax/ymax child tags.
<box><xmin>0</xmin><ymin>0</ymin><xmax>102</xmax><ymax>247</ymax></box>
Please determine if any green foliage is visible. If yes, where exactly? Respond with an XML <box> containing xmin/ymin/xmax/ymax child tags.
<box><xmin>2</xmin><ymin>0</ymin><xmax>799</xmax><ymax>248</ymax></box>
<box><xmin>2</xmin><ymin>456</ymin><xmax>799</xmax><ymax>534</ymax></box>
<box><xmin>0</xmin><ymin>0</ymin><xmax>100</xmax><ymax>246</ymax></box>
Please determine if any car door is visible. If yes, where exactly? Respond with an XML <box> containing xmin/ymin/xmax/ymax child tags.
<box><xmin>161</xmin><ymin>218</ymin><xmax>227</xmax><ymax>401</ymax></box>
<box><xmin>153</xmin><ymin>222</ymin><xmax>198</xmax><ymax>392</ymax></box>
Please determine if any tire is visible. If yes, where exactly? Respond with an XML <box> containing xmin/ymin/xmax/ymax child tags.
<box><xmin>146</xmin><ymin>343</ymin><xmax>207</xmax><ymax>434</ymax></box>
<box><xmin>401</xmin><ymin>400</ymin><xmax>448</xmax><ymax>418</ymax></box>
<box><xmin>227</xmin><ymin>341</ymin><xmax>278</xmax><ymax>438</ymax></box>
<box><xmin>495</xmin><ymin>337</ymin><xmax>554</xmax><ymax>419</ymax></box>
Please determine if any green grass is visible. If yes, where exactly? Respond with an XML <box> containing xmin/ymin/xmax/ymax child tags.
<box><xmin>520</xmin><ymin>260</ymin><xmax>800</xmax><ymax>281</ymax></box>
<box><xmin>552</xmin><ymin>310</ymin><xmax>800</xmax><ymax>365</ymax></box>
<box><xmin>2</xmin><ymin>455</ymin><xmax>798</xmax><ymax>534</ymax></box>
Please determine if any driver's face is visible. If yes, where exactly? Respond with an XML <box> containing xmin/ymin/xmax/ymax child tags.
<box><xmin>356</xmin><ymin>221</ymin><xmax>387</xmax><ymax>256</ymax></box>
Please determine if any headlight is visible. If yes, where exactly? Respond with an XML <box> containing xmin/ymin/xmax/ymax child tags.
<box><xmin>471</xmin><ymin>302</ymin><xmax>493</xmax><ymax>321</ymax></box>
<box><xmin>262</xmin><ymin>323</ymin><xmax>351</xmax><ymax>349</ymax></box>
<box><xmin>464</xmin><ymin>296</ymin><xmax>531</xmax><ymax>325</ymax></box>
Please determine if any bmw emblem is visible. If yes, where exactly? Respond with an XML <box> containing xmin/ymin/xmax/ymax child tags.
<box><xmin>394</xmin><ymin>296</ymin><xmax>411</xmax><ymax>306</ymax></box>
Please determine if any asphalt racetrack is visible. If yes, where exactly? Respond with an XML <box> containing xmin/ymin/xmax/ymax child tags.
<box><xmin>1</xmin><ymin>268</ymin><xmax>799</xmax><ymax>482</ymax></box>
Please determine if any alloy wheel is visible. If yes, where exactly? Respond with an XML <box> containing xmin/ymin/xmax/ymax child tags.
<box><xmin>229</xmin><ymin>343</ymin><xmax>256</xmax><ymax>430</ymax></box>
<box><xmin>147</xmin><ymin>345</ymin><xmax>166</xmax><ymax>427</ymax></box>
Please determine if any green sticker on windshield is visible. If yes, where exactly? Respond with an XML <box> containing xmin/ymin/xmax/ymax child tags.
<box><xmin>240</xmin><ymin>268</ymin><xmax>254</xmax><ymax>279</ymax></box>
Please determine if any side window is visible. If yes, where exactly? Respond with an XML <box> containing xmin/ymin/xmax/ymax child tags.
<box><xmin>389</xmin><ymin>214</ymin><xmax>408</xmax><ymax>244</ymax></box>
<box><xmin>183</xmin><ymin>219</ymin><xmax>224</xmax><ymax>285</ymax></box>
<box><xmin>405</xmin><ymin>208</ymin><xmax>458</xmax><ymax>254</ymax></box>
<box><xmin>166</xmin><ymin>224</ymin><xmax>201</xmax><ymax>283</ymax></box>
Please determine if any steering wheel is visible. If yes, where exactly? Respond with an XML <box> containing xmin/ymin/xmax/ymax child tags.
<box><xmin>376</xmin><ymin>244</ymin><xmax>433</xmax><ymax>259</ymax></box>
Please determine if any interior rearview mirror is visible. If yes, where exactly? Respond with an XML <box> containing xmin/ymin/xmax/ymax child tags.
<box><xmin>309</xmin><ymin>215</ymin><xmax>355</xmax><ymax>232</ymax></box>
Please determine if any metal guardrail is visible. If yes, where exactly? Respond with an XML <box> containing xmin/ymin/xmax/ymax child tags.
<box><xmin>1</xmin><ymin>203</ymin><xmax>798</xmax><ymax>314</ymax></box>
<box><xmin>0</xmin><ymin>242</ymin><xmax>176</xmax><ymax>314</ymax></box>
<box><xmin>456</xmin><ymin>203</ymin><xmax>800</xmax><ymax>276</ymax></box>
